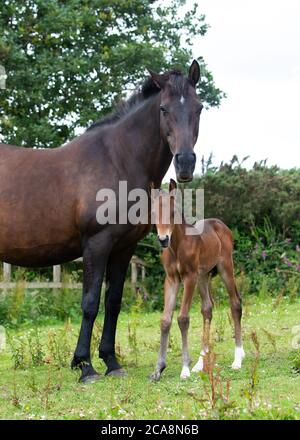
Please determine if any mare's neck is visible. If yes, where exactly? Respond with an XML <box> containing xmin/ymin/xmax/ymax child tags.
<box><xmin>117</xmin><ymin>94</ymin><xmax>173</xmax><ymax>187</ymax></box>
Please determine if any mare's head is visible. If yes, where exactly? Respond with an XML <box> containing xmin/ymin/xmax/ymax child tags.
<box><xmin>152</xmin><ymin>179</ymin><xmax>178</xmax><ymax>248</ymax></box>
<box><xmin>149</xmin><ymin>60</ymin><xmax>202</xmax><ymax>182</ymax></box>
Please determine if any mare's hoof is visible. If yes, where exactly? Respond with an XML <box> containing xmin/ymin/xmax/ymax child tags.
<box><xmin>71</xmin><ymin>358</ymin><xmax>80</xmax><ymax>370</ymax></box>
<box><xmin>79</xmin><ymin>373</ymin><xmax>102</xmax><ymax>384</ymax></box>
<box><xmin>150</xmin><ymin>372</ymin><xmax>161</xmax><ymax>382</ymax></box>
<box><xmin>106</xmin><ymin>368</ymin><xmax>127</xmax><ymax>377</ymax></box>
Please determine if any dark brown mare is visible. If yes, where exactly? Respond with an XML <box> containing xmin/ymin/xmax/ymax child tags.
<box><xmin>0</xmin><ymin>61</ymin><xmax>203</xmax><ymax>382</ymax></box>
<box><xmin>151</xmin><ymin>180</ymin><xmax>244</xmax><ymax>381</ymax></box>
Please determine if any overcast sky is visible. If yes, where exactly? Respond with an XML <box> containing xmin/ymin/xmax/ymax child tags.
<box><xmin>165</xmin><ymin>0</ymin><xmax>300</xmax><ymax>181</ymax></box>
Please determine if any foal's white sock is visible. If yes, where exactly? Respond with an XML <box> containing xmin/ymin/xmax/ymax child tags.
<box><xmin>180</xmin><ymin>365</ymin><xmax>191</xmax><ymax>379</ymax></box>
<box><xmin>231</xmin><ymin>346</ymin><xmax>245</xmax><ymax>369</ymax></box>
<box><xmin>192</xmin><ymin>349</ymin><xmax>208</xmax><ymax>373</ymax></box>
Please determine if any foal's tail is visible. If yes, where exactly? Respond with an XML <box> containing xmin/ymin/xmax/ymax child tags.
<box><xmin>206</xmin><ymin>266</ymin><xmax>217</xmax><ymax>306</ymax></box>
<box><xmin>209</xmin><ymin>265</ymin><xmax>218</xmax><ymax>278</ymax></box>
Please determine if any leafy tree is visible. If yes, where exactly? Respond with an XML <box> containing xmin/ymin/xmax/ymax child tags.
<box><xmin>0</xmin><ymin>0</ymin><xmax>224</xmax><ymax>147</ymax></box>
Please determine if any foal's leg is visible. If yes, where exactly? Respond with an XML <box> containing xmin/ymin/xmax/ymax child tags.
<box><xmin>71</xmin><ymin>234</ymin><xmax>111</xmax><ymax>383</ymax></box>
<box><xmin>99</xmin><ymin>245</ymin><xmax>136</xmax><ymax>377</ymax></box>
<box><xmin>192</xmin><ymin>273</ymin><xmax>213</xmax><ymax>373</ymax></box>
<box><xmin>178</xmin><ymin>274</ymin><xmax>197</xmax><ymax>379</ymax></box>
<box><xmin>151</xmin><ymin>276</ymin><xmax>179</xmax><ymax>381</ymax></box>
<box><xmin>218</xmin><ymin>259</ymin><xmax>245</xmax><ymax>369</ymax></box>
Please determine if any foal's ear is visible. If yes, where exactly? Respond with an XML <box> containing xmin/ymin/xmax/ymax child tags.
<box><xmin>148</xmin><ymin>69</ymin><xmax>167</xmax><ymax>90</ymax></box>
<box><xmin>169</xmin><ymin>178</ymin><xmax>177</xmax><ymax>193</ymax></box>
<box><xmin>149</xmin><ymin>182</ymin><xmax>154</xmax><ymax>192</ymax></box>
<box><xmin>188</xmin><ymin>60</ymin><xmax>201</xmax><ymax>87</ymax></box>
<box><xmin>149</xmin><ymin>182</ymin><xmax>156</xmax><ymax>204</ymax></box>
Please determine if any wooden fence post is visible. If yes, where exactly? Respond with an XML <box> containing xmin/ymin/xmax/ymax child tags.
<box><xmin>131</xmin><ymin>260</ymin><xmax>137</xmax><ymax>287</ymax></box>
<box><xmin>53</xmin><ymin>265</ymin><xmax>61</xmax><ymax>284</ymax></box>
<box><xmin>3</xmin><ymin>263</ymin><xmax>11</xmax><ymax>282</ymax></box>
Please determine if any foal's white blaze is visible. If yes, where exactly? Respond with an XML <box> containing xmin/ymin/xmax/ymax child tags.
<box><xmin>191</xmin><ymin>349</ymin><xmax>207</xmax><ymax>373</ymax></box>
<box><xmin>180</xmin><ymin>365</ymin><xmax>190</xmax><ymax>379</ymax></box>
<box><xmin>231</xmin><ymin>346</ymin><xmax>245</xmax><ymax>369</ymax></box>
<box><xmin>180</xmin><ymin>95</ymin><xmax>185</xmax><ymax>105</ymax></box>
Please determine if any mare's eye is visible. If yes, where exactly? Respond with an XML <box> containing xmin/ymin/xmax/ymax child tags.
<box><xmin>160</xmin><ymin>105</ymin><xmax>168</xmax><ymax>114</ymax></box>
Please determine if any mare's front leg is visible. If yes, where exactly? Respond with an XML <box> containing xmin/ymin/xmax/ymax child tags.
<box><xmin>150</xmin><ymin>276</ymin><xmax>179</xmax><ymax>382</ymax></box>
<box><xmin>178</xmin><ymin>274</ymin><xmax>197</xmax><ymax>379</ymax></box>
<box><xmin>71</xmin><ymin>234</ymin><xmax>112</xmax><ymax>383</ymax></box>
<box><xmin>99</xmin><ymin>245</ymin><xmax>136</xmax><ymax>377</ymax></box>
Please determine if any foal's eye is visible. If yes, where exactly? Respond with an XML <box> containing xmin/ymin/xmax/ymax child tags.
<box><xmin>160</xmin><ymin>105</ymin><xmax>168</xmax><ymax>114</ymax></box>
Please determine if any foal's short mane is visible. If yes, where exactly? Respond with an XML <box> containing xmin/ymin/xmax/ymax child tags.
<box><xmin>87</xmin><ymin>69</ymin><xmax>184</xmax><ymax>131</ymax></box>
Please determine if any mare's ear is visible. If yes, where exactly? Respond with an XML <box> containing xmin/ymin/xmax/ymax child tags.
<box><xmin>148</xmin><ymin>69</ymin><xmax>167</xmax><ymax>90</ymax></box>
<box><xmin>169</xmin><ymin>178</ymin><xmax>177</xmax><ymax>193</ymax></box>
<box><xmin>188</xmin><ymin>60</ymin><xmax>200</xmax><ymax>87</ymax></box>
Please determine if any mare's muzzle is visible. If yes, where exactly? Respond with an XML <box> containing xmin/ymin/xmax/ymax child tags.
<box><xmin>158</xmin><ymin>235</ymin><xmax>169</xmax><ymax>248</ymax></box>
<box><xmin>174</xmin><ymin>152</ymin><xmax>196</xmax><ymax>182</ymax></box>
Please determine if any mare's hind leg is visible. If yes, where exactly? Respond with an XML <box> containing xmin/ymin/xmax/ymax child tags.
<box><xmin>192</xmin><ymin>273</ymin><xmax>213</xmax><ymax>373</ymax></box>
<box><xmin>178</xmin><ymin>274</ymin><xmax>197</xmax><ymax>379</ymax></box>
<box><xmin>218</xmin><ymin>259</ymin><xmax>245</xmax><ymax>369</ymax></box>
<box><xmin>150</xmin><ymin>276</ymin><xmax>179</xmax><ymax>382</ymax></box>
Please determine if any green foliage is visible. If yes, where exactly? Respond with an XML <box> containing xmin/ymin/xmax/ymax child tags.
<box><xmin>188</xmin><ymin>156</ymin><xmax>300</xmax><ymax>237</ymax></box>
<box><xmin>232</xmin><ymin>221</ymin><xmax>300</xmax><ymax>295</ymax></box>
<box><xmin>0</xmin><ymin>286</ymin><xmax>81</xmax><ymax>327</ymax></box>
<box><xmin>0</xmin><ymin>0</ymin><xmax>223</xmax><ymax>147</ymax></box>
<box><xmin>241</xmin><ymin>330</ymin><xmax>260</xmax><ymax>412</ymax></box>
<box><xmin>291</xmin><ymin>350</ymin><xmax>300</xmax><ymax>374</ymax></box>
<box><xmin>8</xmin><ymin>321</ymin><xmax>73</xmax><ymax>370</ymax></box>
<box><xmin>46</xmin><ymin>322</ymin><xmax>74</xmax><ymax>368</ymax></box>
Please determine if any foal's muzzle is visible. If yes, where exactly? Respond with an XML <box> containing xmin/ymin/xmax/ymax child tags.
<box><xmin>158</xmin><ymin>235</ymin><xmax>169</xmax><ymax>248</ymax></box>
<box><xmin>174</xmin><ymin>152</ymin><xmax>196</xmax><ymax>182</ymax></box>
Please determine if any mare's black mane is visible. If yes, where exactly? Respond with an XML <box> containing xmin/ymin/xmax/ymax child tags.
<box><xmin>87</xmin><ymin>69</ymin><xmax>185</xmax><ymax>131</ymax></box>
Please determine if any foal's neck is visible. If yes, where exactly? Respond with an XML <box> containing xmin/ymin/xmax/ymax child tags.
<box><xmin>170</xmin><ymin>221</ymin><xmax>188</xmax><ymax>253</ymax></box>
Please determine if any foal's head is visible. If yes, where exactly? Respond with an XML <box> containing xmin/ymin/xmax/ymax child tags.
<box><xmin>152</xmin><ymin>179</ymin><xmax>179</xmax><ymax>248</ymax></box>
<box><xmin>149</xmin><ymin>60</ymin><xmax>202</xmax><ymax>182</ymax></box>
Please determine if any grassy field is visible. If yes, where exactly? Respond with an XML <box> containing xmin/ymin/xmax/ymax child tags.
<box><xmin>0</xmin><ymin>295</ymin><xmax>300</xmax><ymax>420</ymax></box>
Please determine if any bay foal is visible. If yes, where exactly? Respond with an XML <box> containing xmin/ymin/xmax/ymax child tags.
<box><xmin>151</xmin><ymin>180</ymin><xmax>245</xmax><ymax>381</ymax></box>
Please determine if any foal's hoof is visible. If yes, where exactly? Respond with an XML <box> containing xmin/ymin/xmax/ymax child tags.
<box><xmin>231</xmin><ymin>347</ymin><xmax>245</xmax><ymax>370</ymax></box>
<box><xmin>106</xmin><ymin>368</ymin><xmax>127</xmax><ymax>377</ymax></box>
<box><xmin>79</xmin><ymin>373</ymin><xmax>102</xmax><ymax>384</ymax></box>
<box><xmin>231</xmin><ymin>363</ymin><xmax>241</xmax><ymax>370</ymax></box>
<box><xmin>180</xmin><ymin>366</ymin><xmax>191</xmax><ymax>379</ymax></box>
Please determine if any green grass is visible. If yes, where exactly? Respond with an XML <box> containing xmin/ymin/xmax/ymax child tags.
<box><xmin>0</xmin><ymin>296</ymin><xmax>300</xmax><ymax>420</ymax></box>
